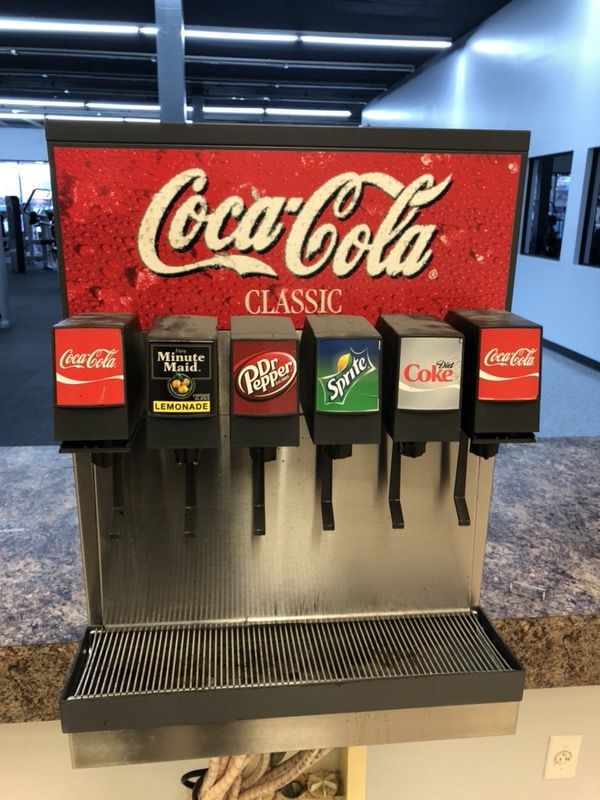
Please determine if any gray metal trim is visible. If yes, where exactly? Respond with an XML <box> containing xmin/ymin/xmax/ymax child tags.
<box><xmin>68</xmin><ymin>701</ymin><xmax>520</xmax><ymax>767</ymax></box>
<box><xmin>45</xmin><ymin>121</ymin><xmax>530</xmax><ymax>154</ymax></box>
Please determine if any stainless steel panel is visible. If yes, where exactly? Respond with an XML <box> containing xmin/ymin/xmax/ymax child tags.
<box><xmin>68</xmin><ymin>702</ymin><xmax>520</xmax><ymax>768</ymax></box>
<box><xmin>91</xmin><ymin>431</ymin><xmax>486</xmax><ymax>625</ymax></box>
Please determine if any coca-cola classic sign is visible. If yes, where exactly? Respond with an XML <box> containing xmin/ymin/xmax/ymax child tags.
<box><xmin>52</xmin><ymin>147</ymin><xmax>521</xmax><ymax>328</ymax></box>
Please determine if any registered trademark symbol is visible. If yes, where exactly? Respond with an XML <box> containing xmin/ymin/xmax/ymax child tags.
<box><xmin>429</xmin><ymin>269</ymin><xmax>438</xmax><ymax>280</ymax></box>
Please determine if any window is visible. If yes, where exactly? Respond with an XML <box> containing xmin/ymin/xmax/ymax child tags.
<box><xmin>580</xmin><ymin>148</ymin><xmax>600</xmax><ymax>267</ymax></box>
<box><xmin>521</xmin><ymin>152</ymin><xmax>573</xmax><ymax>260</ymax></box>
<box><xmin>0</xmin><ymin>161</ymin><xmax>51</xmax><ymax>212</ymax></box>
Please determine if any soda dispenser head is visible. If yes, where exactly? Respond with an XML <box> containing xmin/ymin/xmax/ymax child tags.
<box><xmin>52</xmin><ymin>312</ymin><xmax>143</xmax><ymax>536</ymax></box>
<box><xmin>445</xmin><ymin>308</ymin><xmax>542</xmax><ymax>524</ymax></box>
<box><xmin>146</xmin><ymin>315</ymin><xmax>219</xmax><ymax>536</ymax></box>
<box><xmin>376</xmin><ymin>314</ymin><xmax>464</xmax><ymax>529</ymax></box>
<box><xmin>53</xmin><ymin>312</ymin><xmax>142</xmax><ymax>445</ymax></box>
<box><xmin>300</xmin><ymin>315</ymin><xmax>381</xmax><ymax>531</ymax></box>
<box><xmin>230</xmin><ymin>316</ymin><xmax>299</xmax><ymax>535</ymax></box>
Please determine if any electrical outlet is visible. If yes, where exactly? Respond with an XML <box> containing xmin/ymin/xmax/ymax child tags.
<box><xmin>544</xmin><ymin>735</ymin><xmax>583</xmax><ymax>780</ymax></box>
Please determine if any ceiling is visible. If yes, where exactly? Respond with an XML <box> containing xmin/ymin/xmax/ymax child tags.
<box><xmin>0</xmin><ymin>1</ymin><xmax>513</xmax><ymax>126</ymax></box>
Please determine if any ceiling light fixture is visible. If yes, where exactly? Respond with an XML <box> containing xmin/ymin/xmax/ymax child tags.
<box><xmin>300</xmin><ymin>34</ymin><xmax>451</xmax><ymax>49</ymax></box>
<box><xmin>87</xmin><ymin>102</ymin><xmax>161</xmax><ymax>111</ymax></box>
<box><xmin>0</xmin><ymin>97</ymin><xmax>85</xmax><ymax>108</ymax></box>
<box><xmin>0</xmin><ymin>111</ymin><xmax>44</xmax><ymax>120</ymax></box>
<box><xmin>265</xmin><ymin>107</ymin><xmax>352</xmax><ymax>118</ymax></box>
<box><xmin>185</xmin><ymin>30</ymin><xmax>298</xmax><ymax>43</ymax></box>
<box><xmin>45</xmin><ymin>114</ymin><xmax>126</xmax><ymax>121</ymax></box>
<box><xmin>202</xmin><ymin>106</ymin><xmax>264</xmax><ymax>114</ymax></box>
<box><xmin>0</xmin><ymin>19</ymin><xmax>140</xmax><ymax>35</ymax></box>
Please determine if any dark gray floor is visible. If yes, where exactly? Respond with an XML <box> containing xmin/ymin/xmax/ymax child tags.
<box><xmin>0</xmin><ymin>270</ymin><xmax>62</xmax><ymax>446</ymax></box>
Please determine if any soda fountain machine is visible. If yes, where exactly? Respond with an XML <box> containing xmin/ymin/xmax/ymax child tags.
<box><xmin>46</xmin><ymin>121</ymin><xmax>535</xmax><ymax>768</ymax></box>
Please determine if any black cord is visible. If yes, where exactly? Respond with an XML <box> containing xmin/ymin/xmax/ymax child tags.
<box><xmin>181</xmin><ymin>768</ymin><xmax>208</xmax><ymax>799</ymax></box>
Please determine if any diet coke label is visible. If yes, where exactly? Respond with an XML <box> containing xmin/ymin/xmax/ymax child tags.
<box><xmin>54</xmin><ymin>327</ymin><xmax>125</xmax><ymax>406</ymax></box>
<box><xmin>478</xmin><ymin>328</ymin><xmax>541</xmax><ymax>401</ymax></box>
<box><xmin>398</xmin><ymin>337</ymin><xmax>463</xmax><ymax>411</ymax></box>
<box><xmin>232</xmin><ymin>341</ymin><xmax>298</xmax><ymax>416</ymax></box>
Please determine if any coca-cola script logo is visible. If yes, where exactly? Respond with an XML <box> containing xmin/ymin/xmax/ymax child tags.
<box><xmin>138</xmin><ymin>169</ymin><xmax>452</xmax><ymax>281</ymax></box>
<box><xmin>235</xmin><ymin>352</ymin><xmax>297</xmax><ymax>401</ymax></box>
<box><xmin>231</xmin><ymin>341</ymin><xmax>298</xmax><ymax>416</ymax></box>
<box><xmin>59</xmin><ymin>348</ymin><xmax>118</xmax><ymax>370</ymax></box>
<box><xmin>478</xmin><ymin>328</ymin><xmax>541</xmax><ymax>402</ymax></box>
<box><xmin>54</xmin><ymin>328</ymin><xmax>125</xmax><ymax>406</ymax></box>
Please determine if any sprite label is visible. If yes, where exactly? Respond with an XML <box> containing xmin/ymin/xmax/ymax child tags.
<box><xmin>316</xmin><ymin>338</ymin><xmax>380</xmax><ymax>413</ymax></box>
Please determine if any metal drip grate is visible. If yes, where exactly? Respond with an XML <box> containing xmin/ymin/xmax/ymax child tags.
<box><xmin>69</xmin><ymin>611</ymin><xmax>512</xmax><ymax>700</ymax></box>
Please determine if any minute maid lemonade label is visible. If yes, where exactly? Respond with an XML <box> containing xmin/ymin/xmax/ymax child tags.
<box><xmin>316</xmin><ymin>339</ymin><xmax>380</xmax><ymax>413</ymax></box>
<box><xmin>149</xmin><ymin>342</ymin><xmax>213</xmax><ymax>415</ymax></box>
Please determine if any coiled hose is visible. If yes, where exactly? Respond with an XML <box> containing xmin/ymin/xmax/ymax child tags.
<box><xmin>182</xmin><ymin>749</ymin><xmax>331</xmax><ymax>800</ymax></box>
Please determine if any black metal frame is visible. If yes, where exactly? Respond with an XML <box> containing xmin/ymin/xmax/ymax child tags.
<box><xmin>60</xmin><ymin>607</ymin><xmax>523</xmax><ymax>735</ymax></box>
<box><xmin>45</xmin><ymin>121</ymin><xmax>530</xmax><ymax>318</ymax></box>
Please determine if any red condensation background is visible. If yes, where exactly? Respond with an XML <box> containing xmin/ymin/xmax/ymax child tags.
<box><xmin>52</xmin><ymin>147</ymin><xmax>522</xmax><ymax>329</ymax></box>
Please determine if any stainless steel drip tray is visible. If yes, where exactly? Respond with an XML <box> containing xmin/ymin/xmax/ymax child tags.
<box><xmin>60</xmin><ymin>608</ymin><xmax>523</xmax><ymax>734</ymax></box>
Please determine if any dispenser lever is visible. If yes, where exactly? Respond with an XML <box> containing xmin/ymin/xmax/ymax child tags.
<box><xmin>249</xmin><ymin>447</ymin><xmax>277</xmax><ymax>536</ymax></box>
<box><xmin>184</xmin><ymin>462</ymin><xmax>197</xmax><ymax>537</ymax></box>
<box><xmin>319</xmin><ymin>444</ymin><xmax>352</xmax><ymax>532</ymax></box>
<box><xmin>388</xmin><ymin>442</ymin><xmax>405</xmax><ymax>530</ymax></box>
<box><xmin>91</xmin><ymin>452</ymin><xmax>124</xmax><ymax>538</ymax></box>
<box><xmin>174</xmin><ymin>449</ymin><xmax>199</xmax><ymax>537</ymax></box>
<box><xmin>453</xmin><ymin>431</ymin><xmax>471</xmax><ymax>526</ymax></box>
<box><xmin>320</xmin><ymin>445</ymin><xmax>335</xmax><ymax>532</ymax></box>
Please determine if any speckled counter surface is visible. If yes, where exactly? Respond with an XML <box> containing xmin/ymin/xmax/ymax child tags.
<box><xmin>1</xmin><ymin>439</ymin><xmax>598</xmax><ymax>723</ymax></box>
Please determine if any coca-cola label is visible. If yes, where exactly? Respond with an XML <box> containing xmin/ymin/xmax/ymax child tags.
<box><xmin>316</xmin><ymin>339</ymin><xmax>380</xmax><ymax>413</ymax></box>
<box><xmin>478</xmin><ymin>328</ymin><xmax>541</xmax><ymax>401</ymax></box>
<box><xmin>54</xmin><ymin>327</ymin><xmax>124</xmax><ymax>406</ymax></box>
<box><xmin>231</xmin><ymin>341</ymin><xmax>298</xmax><ymax>416</ymax></box>
<box><xmin>52</xmin><ymin>147</ymin><xmax>522</xmax><ymax>328</ymax></box>
<box><xmin>398</xmin><ymin>337</ymin><xmax>463</xmax><ymax>411</ymax></box>
<box><xmin>149</xmin><ymin>342</ymin><xmax>213</xmax><ymax>415</ymax></box>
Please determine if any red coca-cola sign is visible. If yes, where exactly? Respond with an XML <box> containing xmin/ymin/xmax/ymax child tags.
<box><xmin>232</xmin><ymin>341</ymin><xmax>298</xmax><ymax>415</ymax></box>
<box><xmin>54</xmin><ymin>327</ymin><xmax>125</xmax><ymax>406</ymax></box>
<box><xmin>478</xmin><ymin>328</ymin><xmax>541</xmax><ymax>401</ymax></box>
<box><xmin>52</xmin><ymin>146</ymin><xmax>522</xmax><ymax>328</ymax></box>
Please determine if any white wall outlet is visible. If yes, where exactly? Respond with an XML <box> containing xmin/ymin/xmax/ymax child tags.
<box><xmin>544</xmin><ymin>735</ymin><xmax>583</xmax><ymax>780</ymax></box>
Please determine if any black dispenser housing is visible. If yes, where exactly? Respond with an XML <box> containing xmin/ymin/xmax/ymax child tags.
<box><xmin>146</xmin><ymin>315</ymin><xmax>219</xmax><ymax>451</ymax></box>
<box><xmin>52</xmin><ymin>312</ymin><xmax>142</xmax><ymax>446</ymax></box>
<box><xmin>445</xmin><ymin>308</ymin><xmax>542</xmax><ymax>444</ymax></box>
<box><xmin>230</xmin><ymin>315</ymin><xmax>300</xmax><ymax>535</ymax></box>
<box><xmin>376</xmin><ymin>314</ymin><xmax>464</xmax><ymax>529</ymax></box>
<box><xmin>300</xmin><ymin>315</ymin><xmax>382</xmax><ymax>446</ymax></box>
<box><xmin>230</xmin><ymin>316</ymin><xmax>299</xmax><ymax>449</ymax></box>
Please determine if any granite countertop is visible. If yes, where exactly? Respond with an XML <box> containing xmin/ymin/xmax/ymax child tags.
<box><xmin>1</xmin><ymin>439</ymin><xmax>599</xmax><ymax>724</ymax></box>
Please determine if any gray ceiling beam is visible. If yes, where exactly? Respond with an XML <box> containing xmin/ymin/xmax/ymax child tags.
<box><xmin>0</xmin><ymin>47</ymin><xmax>414</xmax><ymax>72</ymax></box>
<box><xmin>154</xmin><ymin>0</ymin><xmax>186</xmax><ymax>122</ymax></box>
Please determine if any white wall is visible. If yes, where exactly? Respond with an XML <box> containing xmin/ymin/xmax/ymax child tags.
<box><xmin>0</xmin><ymin>126</ymin><xmax>48</xmax><ymax>161</ymax></box>
<box><xmin>363</xmin><ymin>0</ymin><xmax>600</xmax><ymax>362</ymax></box>
<box><xmin>368</xmin><ymin>686</ymin><xmax>600</xmax><ymax>799</ymax></box>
